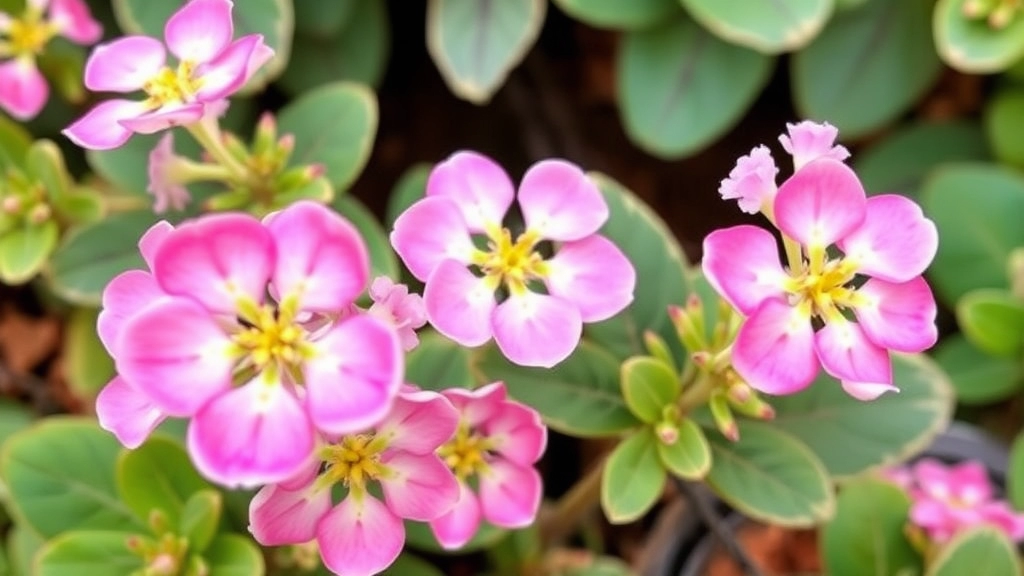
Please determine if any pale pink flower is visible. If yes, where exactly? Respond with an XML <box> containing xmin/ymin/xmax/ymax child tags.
<box><xmin>703</xmin><ymin>158</ymin><xmax>938</xmax><ymax>400</ymax></box>
<box><xmin>63</xmin><ymin>0</ymin><xmax>274</xmax><ymax>150</ymax></box>
<box><xmin>391</xmin><ymin>151</ymin><xmax>636</xmax><ymax>368</ymax></box>
<box><xmin>778</xmin><ymin>120</ymin><xmax>850</xmax><ymax>171</ymax></box>
<box><xmin>146</xmin><ymin>133</ymin><xmax>191</xmax><ymax>213</ymax></box>
<box><xmin>0</xmin><ymin>0</ymin><xmax>101</xmax><ymax>119</ymax></box>
<box><xmin>366</xmin><ymin>276</ymin><xmax>426</xmax><ymax>351</ymax></box>
<box><xmin>97</xmin><ymin>201</ymin><xmax>404</xmax><ymax>488</ymax></box>
<box><xmin>429</xmin><ymin>382</ymin><xmax>546</xmax><ymax>549</ymax></box>
<box><xmin>718</xmin><ymin>145</ymin><xmax>778</xmax><ymax>214</ymax></box>
<box><xmin>249</xmin><ymin>388</ymin><xmax>460</xmax><ymax>576</ymax></box>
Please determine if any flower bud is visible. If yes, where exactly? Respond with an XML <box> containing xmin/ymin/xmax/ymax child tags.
<box><xmin>668</xmin><ymin>305</ymin><xmax>705</xmax><ymax>354</ymax></box>
<box><xmin>2</xmin><ymin>195</ymin><xmax>21</xmax><ymax>214</ymax></box>
<box><xmin>643</xmin><ymin>330</ymin><xmax>677</xmax><ymax>372</ymax></box>
<box><xmin>28</xmin><ymin>203</ymin><xmax>51</xmax><ymax>224</ymax></box>
<box><xmin>709</xmin><ymin>393</ymin><xmax>738</xmax><ymax>441</ymax></box>
<box><xmin>655</xmin><ymin>421</ymin><xmax>679</xmax><ymax>445</ymax></box>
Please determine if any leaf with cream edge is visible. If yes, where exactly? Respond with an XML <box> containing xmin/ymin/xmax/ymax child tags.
<box><xmin>657</xmin><ymin>418</ymin><xmax>711</xmax><ymax>480</ymax></box>
<box><xmin>601</xmin><ymin>430</ymin><xmax>666</xmax><ymax>524</ymax></box>
<box><xmin>957</xmin><ymin>289</ymin><xmax>1024</xmax><ymax>358</ymax></box>
<box><xmin>985</xmin><ymin>89</ymin><xmax>1024</xmax><ymax>169</ymax></box>
<box><xmin>620</xmin><ymin>356</ymin><xmax>680</xmax><ymax>423</ymax></box>
<box><xmin>679</xmin><ymin>0</ymin><xmax>834</xmax><ymax>54</ymax></box>
<box><xmin>35</xmin><ymin>531</ymin><xmax>142</xmax><ymax>576</ymax></box>
<box><xmin>933</xmin><ymin>0</ymin><xmax>1024</xmax><ymax>73</ymax></box>
<box><xmin>933</xmin><ymin>334</ymin><xmax>1021</xmax><ymax>405</ymax></box>
<box><xmin>926</xmin><ymin>526</ymin><xmax>1022</xmax><ymax>576</ymax></box>
<box><xmin>204</xmin><ymin>534</ymin><xmax>265</xmax><ymax>576</ymax></box>
<box><xmin>551</xmin><ymin>0</ymin><xmax>679</xmax><ymax>30</ymax></box>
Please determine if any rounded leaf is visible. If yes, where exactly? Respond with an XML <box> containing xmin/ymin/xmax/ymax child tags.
<box><xmin>36</xmin><ymin>531</ymin><xmax>141</xmax><ymax>576</ymax></box>
<box><xmin>656</xmin><ymin>418</ymin><xmax>711</xmax><ymax>480</ymax></box>
<box><xmin>934</xmin><ymin>0</ymin><xmax>1024</xmax><ymax>73</ymax></box>
<box><xmin>957</xmin><ymin>288</ymin><xmax>1024</xmax><ymax>358</ymax></box>
<box><xmin>406</xmin><ymin>331</ymin><xmax>474</xmax><ymax>391</ymax></box>
<box><xmin>551</xmin><ymin>0</ymin><xmax>678</xmax><ymax>30</ymax></box>
<box><xmin>933</xmin><ymin>334</ymin><xmax>1021</xmax><ymax>406</ymax></box>
<box><xmin>620</xmin><ymin>356</ymin><xmax>680</xmax><ymax>423</ymax></box>
<box><xmin>0</xmin><ymin>220</ymin><xmax>58</xmax><ymax>285</ymax></box>
<box><xmin>680</xmin><ymin>0</ymin><xmax>833</xmax><ymax>53</ymax></box>
<box><xmin>601</xmin><ymin>430</ymin><xmax>666</xmax><ymax>524</ymax></box>
<box><xmin>204</xmin><ymin>533</ymin><xmax>265</xmax><ymax>576</ymax></box>
<box><xmin>116</xmin><ymin>435</ymin><xmax>214</xmax><ymax>527</ymax></box>
<box><xmin>985</xmin><ymin>89</ymin><xmax>1024</xmax><ymax>169</ymax></box>
<box><xmin>926</xmin><ymin>526</ymin><xmax>1022</xmax><ymax>576</ymax></box>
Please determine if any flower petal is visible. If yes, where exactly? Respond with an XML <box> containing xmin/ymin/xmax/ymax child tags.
<box><xmin>139</xmin><ymin>221</ymin><xmax>175</xmax><ymax>270</ymax></box>
<box><xmin>266</xmin><ymin>200</ymin><xmax>369</xmax><ymax>311</ymax></box>
<box><xmin>95</xmin><ymin>376</ymin><xmax>165</xmax><ymax>449</ymax></box>
<box><xmin>0</xmin><ymin>60</ymin><xmax>47</xmax><ymax>120</ymax></box>
<box><xmin>701</xmin><ymin>225</ymin><xmax>788</xmax><ymax>316</ymax></box>
<box><xmin>815</xmin><ymin>319</ymin><xmax>895</xmax><ymax>400</ymax></box>
<box><xmin>63</xmin><ymin>99</ymin><xmax>146</xmax><ymax>150</ymax></box>
<box><xmin>153</xmin><ymin>212</ymin><xmax>274</xmax><ymax>314</ymax></box>
<box><xmin>853</xmin><ymin>277</ymin><xmax>937</xmax><ymax>353</ymax></box>
<box><xmin>442</xmin><ymin>381</ymin><xmax>506</xmax><ymax>428</ymax></box>
<box><xmin>493</xmin><ymin>291</ymin><xmax>582</xmax><ymax>368</ymax></box>
<box><xmin>115</xmin><ymin>297</ymin><xmax>234</xmax><ymax>416</ymax></box>
<box><xmin>390</xmin><ymin>197</ymin><xmax>475</xmax><ymax>282</ymax></box>
<box><xmin>193</xmin><ymin>35</ymin><xmax>263</xmax><ymax>102</ymax></box>
<box><xmin>97</xmin><ymin>270</ymin><xmax>165</xmax><ymax>354</ymax></box>
<box><xmin>248</xmin><ymin>482</ymin><xmax>331</xmax><ymax>546</ymax></box>
<box><xmin>545</xmin><ymin>234</ymin><xmax>635</xmax><ymax>322</ymax></box>
<box><xmin>518</xmin><ymin>159</ymin><xmax>607</xmax><ymax>241</ymax></box>
<box><xmin>423</xmin><ymin>260</ymin><xmax>496</xmax><ymax>347</ymax></box>
<box><xmin>119</xmin><ymin>103</ymin><xmax>205</xmax><ymax>134</ymax></box>
<box><xmin>719</xmin><ymin>145</ymin><xmax>778</xmax><ymax>214</ymax></box>
<box><xmin>778</xmin><ymin>120</ymin><xmax>850</xmax><ymax>170</ymax></box>
<box><xmin>732</xmin><ymin>298</ymin><xmax>818</xmax><ymax>395</ymax></box>
<box><xmin>774</xmin><ymin>158</ymin><xmax>866</xmax><ymax>249</ymax></box>
<box><xmin>376</xmin><ymin>389</ymin><xmax>458</xmax><ymax>455</ymax></box>
<box><xmin>426</xmin><ymin>151</ymin><xmax>514</xmax><ymax>232</ymax></box>
<box><xmin>479</xmin><ymin>459</ymin><xmax>542</xmax><ymax>528</ymax></box>
<box><xmin>83</xmin><ymin>36</ymin><xmax>164</xmax><ymax>92</ymax></box>
<box><xmin>49</xmin><ymin>0</ymin><xmax>102</xmax><ymax>44</ymax></box>
<box><xmin>429</xmin><ymin>480</ymin><xmax>482</xmax><ymax>550</ymax></box>
<box><xmin>837</xmin><ymin>194</ymin><xmax>938</xmax><ymax>283</ymax></box>
<box><xmin>317</xmin><ymin>495</ymin><xmax>404</xmax><ymax>576</ymax></box>
<box><xmin>164</xmin><ymin>0</ymin><xmax>234</xmax><ymax>63</ymax></box>
<box><xmin>484</xmin><ymin>402</ymin><xmax>547</xmax><ymax>466</ymax></box>
<box><xmin>379</xmin><ymin>452</ymin><xmax>459</xmax><ymax>521</ymax></box>
<box><xmin>304</xmin><ymin>314</ymin><xmax>403</xmax><ymax>435</ymax></box>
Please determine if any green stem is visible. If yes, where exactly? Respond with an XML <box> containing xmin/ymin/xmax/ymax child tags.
<box><xmin>103</xmin><ymin>195</ymin><xmax>151</xmax><ymax>213</ymax></box>
<box><xmin>679</xmin><ymin>371</ymin><xmax>717</xmax><ymax>413</ymax></box>
<box><xmin>539</xmin><ymin>454</ymin><xmax>607</xmax><ymax>545</ymax></box>
<box><xmin>185</xmin><ymin>117</ymin><xmax>248</xmax><ymax>181</ymax></box>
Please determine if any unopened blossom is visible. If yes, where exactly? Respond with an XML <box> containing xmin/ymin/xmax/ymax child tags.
<box><xmin>0</xmin><ymin>0</ymin><xmax>101</xmax><ymax>119</ymax></box>
<box><xmin>366</xmin><ymin>276</ymin><xmax>426</xmax><ymax>351</ymax></box>
<box><xmin>146</xmin><ymin>133</ymin><xmax>191</xmax><ymax>213</ymax></box>
<box><xmin>391</xmin><ymin>151</ymin><xmax>636</xmax><ymax>368</ymax></box>
<box><xmin>718</xmin><ymin>145</ymin><xmax>778</xmax><ymax>214</ymax></box>
<box><xmin>63</xmin><ymin>0</ymin><xmax>273</xmax><ymax>150</ymax></box>
<box><xmin>249</xmin><ymin>388</ymin><xmax>460</xmax><ymax>576</ymax></box>
<box><xmin>429</xmin><ymin>382</ymin><xmax>546</xmax><ymax>549</ymax></box>
<box><xmin>96</xmin><ymin>201</ymin><xmax>404</xmax><ymax>488</ymax></box>
<box><xmin>778</xmin><ymin>120</ymin><xmax>850</xmax><ymax>171</ymax></box>
<box><xmin>703</xmin><ymin>158</ymin><xmax>938</xmax><ymax>400</ymax></box>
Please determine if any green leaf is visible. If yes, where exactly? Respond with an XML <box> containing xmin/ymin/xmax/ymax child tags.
<box><xmin>116</xmin><ymin>435</ymin><xmax>213</xmax><ymax>527</ymax></box>
<box><xmin>0</xmin><ymin>418</ymin><xmax>144</xmax><ymax>537</ymax></box>
<box><xmin>86</xmin><ymin>131</ymin><xmax>205</xmax><ymax>200</ymax></box>
<box><xmin>384</xmin><ymin>554</ymin><xmax>447</xmax><ymax>576</ymax></box>
<box><xmin>332</xmin><ymin>195</ymin><xmax>398</xmax><ymax>282</ymax></box>
<box><xmin>934</xmin><ymin>0</ymin><xmax>1024</xmax><ymax>73</ymax></box>
<box><xmin>0</xmin><ymin>115</ymin><xmax>31</xmax><ymax>169</ymax></box>
<box><xmin>53</xmin><ymin>191</ymin><xmax>104</xmax><ymax>225</ymax></box>
<box><xmin>656</xmin><ymin>418</ymin><xmax>711</xmax><ymax>480</ymax></box>
<box><xmin>1009</xmin><ymin>430</ymin><xmax>1024</xmax><ymax>510</ymax></box>
<box><xmin>204</xmin><ymin>534</ymin><xmax>265</xmax><ymax>576</ymax></box>
<box><xmin>46</xmin><ymin>210</ymin><xmax>155</xmax><ymax>305</ymax></box>
<box><xmin>292</xmin><ymin>0</ymin><xmax>356</xmax><ymax>37</ymax></box>
<box><xmin>620</xmin><ymin>356</ymin><xmax>680</xmax><ymax>423</ymax></box>
<box><xmin>771</xmin><ymin>353</ymin><xmax>954</xmax><ymax>478</ymax></box>
<box><xmin>473</xmin><ymin>341</ymin><xmax>641</xmax><ymax>437</ymax></box>
<box><xmin>585</xmin><ymin>173</ymin><xmax>691</xmax><ymax>363</ymax></box>
<box><xmin>922</xmin><ymin>163</ymin><xmax>1024</xmax><ymax>306</ymax></box>
<box><xmin>426</xmin><ymin>0</ymin><xmax>546</xmax><ymax>104</ymax></box>
<box><xmin>63</xmin><ymin>306</ymin><xmax>115</xmax><ymax>399</ymax></box>
<box><xmin>406</xmin><ymin>331</ymin><xmax>474</xmax><ymax>391</ymax></box>
<box><xmin>821</xmin><ymin>478</ymin><xmax>921</xmax><ymax>576</ymax></box>
<box><xmin>706</xmin><ymin>421</ymin><xmax>834</xmax><ymax>526</ymax></box>
<box><xmin>0</xmin><ymin>401</ymin><xmax>32</xmax><ymax>448</ymax></box>
<box><xmin>179</xmin><ymin>490</ymin><xmax>222</xmax><ymax>554</ymax></box>
<box><xmin>6</xmin><ymin>525</ymin><xmax>43</xmax><ymax>576</ymax></box>
<box><xmin>792</xmin><ymin>0</ymin><xmax>942</xmax><ymax>138</ymax></box>
<box><xmin>679</xmin><ymin>0</ymin><xmax>833</xmax><ymax>53</ymax></box>
<box><xmin>277</xmin><ymin>82</ymin><xmax>378</xmax><ymax>191</ymax></box>
<box><xmin>985</xmin><ymin>89</ymin><xmax>1024</xmax><ymax>169</ymax></box>
<box><xmin>957</xmin><ymin>288</ymin><xmax>1024</xmax><ymax>357</ymax></box>
<box><xmin>385</xmin><ymin>163</ymin><xmax>431</xmax><ymax>230</ymax></box>
<box><xmin>926</xmin><ymin>526</ymin><xmax>1022</xmax><ymax>576</ymax></box>
<box><xmin>404</xmin><ymin>518</ymin><xmax>507</xmax><ymax>554</ymax></box>
<box><xmin>0</xmin><ymin>221</ymin><xmax>58</xmax><ymax>285</ymax></box>
<box><xmin>112</xmin><ymin>0</ymin><xmax>293</xmax><ymax>92</ymax></box>
<box><xmin>35</xmin><ymin>531</ymin><xmax>140</xmax><ymax>576</ymax></box>
<box><xmin>601</xmin><ymin>430</ymin><xmax>666</xmax><ymax>524</ymax></box>
<box><xmin>617</xmin><ymin>14</ymin><xmax>773</xmax><ymax>159</ymax></box>
<box><xmin>26</xmin><ymin>140</ymin><xmax>72</xmax><ymax>202</ymax></box>
<box><xmin>551</xmin><ymin>0</ymin><xmax>679</xmax><ymax>30</ymax></box>
<box><xmin>932</xmin><ymin>334</ymin><xmax>1021</xmax><ymax>405</ymax></box>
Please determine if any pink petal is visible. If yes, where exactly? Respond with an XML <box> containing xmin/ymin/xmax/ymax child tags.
<box><xmin>442</xmin><ymin>382</ymin><xmax>506</xmax><ymax>428</ymax></box>
<box><xmin>701</xmin><ymin>225</ymin><xmax>789</xmax><ymax>316</ymax></box>
<box><xmin>376</xmin><ymin>390</ymin><xmax>459</xmax><ymax>455</ymax></box>
<box><xmin>774</xmin><ymin>158</ymin><xmax>867</xmax><ymax>250</ymax></box>
<box><xmin>0</xmin><ymin>60</ymin><xmax>47</xmax><ymax>120</ymax></box>
<box><xmin>97</xmin><ymin>270</ymin><xmax>165</xmax><ymax>354</ymax></box>
<box><xmin>732</xmin><ymin>298</ymin><xmax>818</xmax><ymax>395</ymax></box>
<box><xmin>317</xmin><ymin>495</ymin><xmax>404</xmax><ymax>576</ymax></box>
<box><xmin>483</xmin><ymin>402</ymin><xmax>547</xmax><ymax>466</ymax></box>
<box><xmin>518</xmin><ymin>159</ymin><xmax>608</xmax><ymax>241</ymax></box>
<box><xmin>914</xmin><ymin>458</ymin><xmax>954</xmax><ymax>499</ymax></box>
<box><xmin>390</xmin><ymin>197</ymin><xmax>475</xmax><ymax>282</ymax></box>
<box><xmin>429</xmin><ymin>480</ymin><xmax>483</xmax><ymax>550</ymax></box>
<box><xmin>366</xmin><ymin>277</ymin><xmax>426</xmax><ymax>351</ymax></box>
<box><xmin>188</xmin><ymin>378</ymin><xmax>315</xmax><ymax>488</ymax></box>
<box><xmin>837</xmin><ymin>194</ymin><xmax>939</xmax><ymax>283</ymax></box>
<box><xmin>83</xmin><ymin>36</ymin><xmax>164</xmax><ymax>92</ymax></box>
<box><xmin>423</xmin><ymin>260</ymin><xmax>496</xmax><ymax>347</ymax></box>
<box><xmin>63</xmin><ymin>99</ymin><xmax>147</xmax><ymax>150</ymax></box>
<box><xmin>95</xmin><ymin>376</ymin><xmax>165</xmax><ymax>449</ymax></box>
<box><xmin>164</xmin><ymin>0</ymin><xmax>234</xmax><ymax>63</ymax></box>
<box><xmin>304</xmin><ymin>314</ymin><xmax>403</xmax><ymax>435</ymax></box>
<box><xmin>248</xmin><ymin>482</ymin><xmax>331</xmax><ymax>546</ymax></box>
<box><xmin>910</xmin><ymin>498</ymin><xmax>954</xmax><ymax>533</ymax></box>
<box><xmin>815</xmin><ymin>319</ymin><xmax>895</xmax><ymax>400</ymax></box>
<box><xmin>719</xmin><ymin>145</ymin><xmax>778</xmax><ymax>214</ymax></box>
<box><xmin>245</xmin><ymin>36</ymin><xmax>274</xmax><ymax>79</ymax></box>
<box><xmin>853</xmin><ymin>277</ymin><xmax>938</xmax><ymax>353</ymax></box>
<box><xmin>544</xmin><ymin>234</ymin><xmax>635</xmax><ymax>323</ymax></box>
<box><xmin>778</xmin><ymin>120</ymin><xmax>850</xmax><ymax>170</ymax></box>
<box><xmin>119</xmin><ymin>103</ymin><xmax>205</xmax><ymax>134</ymax></box>
<box><xmin>194</xmin><ymin>35</ymin><xmax>263</xmax><ymax>102</ymax></box>
<box><xmin>948</xmin><ymin>461</ymin><xmax>994</xmax><ymax>505</ymax></box>
<box><xmin>479</xmin><ymin>459</ymin><xmax>542</xmax><ymax>528</ymax></box>
<box><xmin>493</xmin><ymin>291</ymin><xmax>582</xmax><ymax>368</ymax></box>
<box><xmin>139</xmin><ymin>221</ymin><xmax>175</xmax><ymax>270</ymax></box>
<box><xmin>115</xmin><ymin>297</ymin><xmax>234</xmax><ymax>416</ymax></box>
<box><xmin>379</xmin><ymin>451</ymin><xmax>459</xmax><ymax>521</ymax></box>
<box><xmin>146</xmin><ymin>133</ymin><xmax>191</xmax><ymax>213</ymax></box>
<box><xmin>49</xmin><ymin>0</ymin><xmax>102</xmax><ymax>44</ymax></box>
<box><xmin>426</xmin><ymin>151</ymin><xmax>514</xmax><ymax>232</ymax></box>
<box><xmin>840</xmin><ymin>380</ymin><xmax>899</xmax><ymax>402</ymax></box>
<box><xmin>266</xmin><ymin>200</ymin><xmax>369</xmax><ymax>311</ymax></box>
<box><xmin>153</xmin><ymin>212</ymin><xmax>274</xmax><ymax>314</ymax></box>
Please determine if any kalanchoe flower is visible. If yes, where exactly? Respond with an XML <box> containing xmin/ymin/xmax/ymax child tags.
<box><xmin>703</xmin><ymin>158</ymin><xmax>939</xmax><ymax>400</ymax></box>
<box><xmin>718</xmin><ymin>145</ymin><xmax>778</xmax><ymax>215</ymax></box>
<box><xmin>391</xmin><ymin>151</ymin><xmax>636</xmax><ymax>368</ymax></box>
<box><xmin>778</xmin><ymin>120</ymin><xmax>850</xmax><ymax>171</ymax></box>
<box><xmin>146</xmin><ymin>133</ymin><xmax>192</xmax><ymax>213</ymax></box>
<box><xmin>249</xmin><ymin>388</ymin><xmax>461</xmax><ymax>576</ymax></box>
<box><xmin>95</xmin><ymin>201</ymin><xmax>404</xmax><ymax>488</ymax></box>
<box><xmin>0</xmin><ymin>0</ymin><xmax>101</xmax><ymax>119</ymax></box>
<box><xmin>63</xmin><ymin>0</ymin><xmax>273</xmax><ymax>150</ymax></box>
<box><xmin>429</xmin><ymin>382</ymin><xmax>547</xmax><ymax>549</ymax></box>
<box><xmin>366</xmin><ymin>276</ymin><xmax>427</xmax><ymax>351</ymax></box>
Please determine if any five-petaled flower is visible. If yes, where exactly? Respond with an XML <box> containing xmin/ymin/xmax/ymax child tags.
<box><xmin>63</xmin><ymin>0</ymin><xmax>272</xmax><ymax>150</ymax></box>
<box><xmin>391</xmin><ymin>151</ymin><xmax>636</xmax><ymax>368</ymax></box>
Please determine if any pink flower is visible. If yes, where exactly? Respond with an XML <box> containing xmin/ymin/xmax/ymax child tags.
<box><xmin>146</xmin><ymin>133</ymin><xmax>191</xmax><ymax>213</ymax></box>
<box><xmin>366</xmin><ymin>276</ymin><xmax>426</xmax><ymax>351</ymax></box>
<box><xmin>429</xmin><ymin>382</ymin><xmax>546</xmax><ymax>549</ymax></box>
<box><xmin>390</xmin><ymin>151</ymin><xmax>636</xmax><ymax>368</ymax></box>
<box><xmin>0</xmin><ymin>0</ymin><xmax>102</xmax><ymax>119</ymax></box>
<box><xmin>63</xmin><ymin>0</ymin><xmax>274</xmax><ymax>150</ymax></box>
<box><xmin>718</xmin><ymin>145</ymin><xmax>778</xmax><ymax>214</ymax></box>
<box><xmin>703</xmin><ymin>158</ymin><xmax>938</xmax><ymax>400</ymax></box>
<box><xmin>97</xmin><ymin>201</ymin><xmax>404</xmax><ymax>488</ymax></box>
<box><xmin>248</xmin><ymin>388</ymin><xmax>460</xmax><ymax>576</ymax></box>
<box><xmin>778</xmin><ymin>120</ymin><xmax>850</xmax><ymax>171</ymax></box>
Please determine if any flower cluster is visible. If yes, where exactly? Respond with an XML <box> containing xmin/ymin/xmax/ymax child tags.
<box><xmin>704</xmin><ymin>121</ymin><xmax>939</xmax><ymax>400</ymax></box>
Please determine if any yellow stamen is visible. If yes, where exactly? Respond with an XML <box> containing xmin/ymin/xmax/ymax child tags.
<box><xmin>438</xmin><ymin>422</ymin><xmax>493</xmax><ymax>479</ymax></box>
<box><xmin>470</xmin><ymin>227</ymin><xmax>549</xmax><ymax>297</ymax></box>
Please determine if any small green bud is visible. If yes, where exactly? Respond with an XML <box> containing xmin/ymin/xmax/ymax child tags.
<box><xmin>643</xmin><ymin>330</ymin><xmax>677</xmax><ymax>373</ymax></box>
<box><xmin>709</xmin><ymin>393</ymin><xmax>738</xmax><ymax>442</ymax></box>
<box><xmin>27</xmin><ymin>203</ymin><xmax>51</xmax><ymax>224</ymax></box>
<box><xmin>655</xmin><ymin>421</ymin><xmax>679</xmax><ymax>445</ymax></box>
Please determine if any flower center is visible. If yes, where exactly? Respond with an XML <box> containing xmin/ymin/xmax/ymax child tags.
<box><xmin>472</xmin><ymin>227</ymin><xmax>548</xmax><ymax>296</ymax></box>
<box><xmin>320</xmin><ymin>435</ymin><xmax>386</xmax><ymax>492</ymax></box>
<box><xmin>231</xmin><ymin>303</ymin><xmax>309</xmax><ymax>376</ymax></box>
<box><xmin>438</xmin><ymin>423</ymin><xmax>492</xmax><ymax>479</ymax></box>
<box><xmin>143</xmin><ymin>62</ymin><xmax>202</xmax><ymax>108</ymax></box>
<box><xmin>782</xmin><ymin>249</ymin><xmax>860</xmax><ymax>322</ymax></box>
<box><xmin>4</xmin><ymin>12</ymin><xmax>57</xmax><ymax>57</ymax></box>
